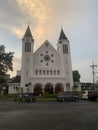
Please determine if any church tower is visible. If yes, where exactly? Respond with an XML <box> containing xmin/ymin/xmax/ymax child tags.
<box><xmin>21</xmin><ymin>26</ymin><xmax>34</xmax><ymax>93</ymax></box>
<box><xmin>57</xmin><ymin>28</ymin><xmax>73</xmax><ymax>90</ymax></box>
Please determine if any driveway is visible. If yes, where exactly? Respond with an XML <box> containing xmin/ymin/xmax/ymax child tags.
<box><xmin>0</xmin><ymin>100</ymin><xmax>98</xmax><ymax>130</ymax></box>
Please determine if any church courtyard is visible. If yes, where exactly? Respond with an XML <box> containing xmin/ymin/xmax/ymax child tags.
<box><xmin>0</xmin><ymin>100</ymin><xmax>98</xmax><ymax>130</ymax></box>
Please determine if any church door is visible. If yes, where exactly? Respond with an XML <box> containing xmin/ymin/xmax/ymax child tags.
<box><xmin>44</xmin><ymin>83</ymin><xmax>53</xmax><ymax>94</ymax></box>
<box><xmin>34</xmin><ymin>84</ymin><xmax>42</xmax><ymax>96</ymax></box>
<box><xmin>55</xmin><ymin>83</ymin><xmax>63</xmax><ymax>94</ymax></box>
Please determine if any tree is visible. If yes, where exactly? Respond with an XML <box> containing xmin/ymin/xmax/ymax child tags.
<box><xmin>0</xmin><ymin>45</ymin><xmax>14</xmax><ymax>86</ymax></box>
<box><xmin>72</xmin><ymin>70</ymin><xmax>81</xmax><ymax>82</ymax></box>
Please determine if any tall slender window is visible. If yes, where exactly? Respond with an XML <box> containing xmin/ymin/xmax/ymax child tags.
<box><xmin>54</xmin><ymin>70</ymin><xmax>56</xmax><ymax>75</ymax></box>
<box><xmin>43</xmin><ymin>70</ymin><xmax>45</xmax><ymax>75</ymax></box>
<box><xmin>63</xmin><ymin>45</ymin><xmax>68</xmax><ymax>54</ymax></box>
<box><xmin>39</xmin><ymin>70</ymin><xmax>42</xmax><ymax>75</ymax></box>
<box><xmin>50</xmin><ymin>70</ymin><xmax>52</xmax><ymax>75</ymax></box>
<box><xmin>36</xmin><ymin>70</ymin><xmax>38</xmax><ymax>75</ymax></box>
<box><xmin>57</xmin><ymin>70</ymin><xmax>60</xmax><ymax>75</ymax></box>
<box><xmin>47</xmin><ymin>70</ymin><xmax>49</xmax><ymax>75</ymax></box>
<box><xmin>25</xmin><ymin>42</ymin><xmax>31</xmax><ymax>52</ymax></box>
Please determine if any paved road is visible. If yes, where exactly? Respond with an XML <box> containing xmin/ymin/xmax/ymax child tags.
<box><xmin>0</xmin><ymin>100</ymin><xmax>98</xmax><ymax>130</ymax></box>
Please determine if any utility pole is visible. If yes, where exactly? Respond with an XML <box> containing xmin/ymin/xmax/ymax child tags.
<box><xmin>90</xmin><ymin>61</ymin><xmax>97</xmax><ymax>85</ymax></box>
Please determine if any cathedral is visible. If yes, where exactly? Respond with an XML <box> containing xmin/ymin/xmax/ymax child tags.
<box><xmin>20</xmin><ymin>26</ymin><xmax>73</xmax><ymax>95</ymax></box>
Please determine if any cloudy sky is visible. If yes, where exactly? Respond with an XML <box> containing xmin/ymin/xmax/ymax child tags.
<box><xmin>0</xmin><ymin>0</ymin><xmax>98</xmax><ymax>83</ymax></box>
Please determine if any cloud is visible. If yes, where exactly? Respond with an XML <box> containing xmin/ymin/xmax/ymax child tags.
<box><xmin>1</xmin><ymin>0</ymin><xmax>95</xmax><ymax>50</ymax></box>
<box><xmin>8</xmin><ymin>56</ymin><xmax>21</xmax><ymax>77</ymax></box>
<box><xmin>11</xmin><ymin>27</ymin><xmax>24</xmax><ymax>38</ymax></box>
<box><xmin>16</xmin><ymin>0</ymin><xmax>53</xmax><ymax>23</ymax></box>
<box><xmin>16</xmin><ymin>0</ymin><xmax>55</xmax><ymax>49</ymax></box>
<box><xmin>0</xmin><ymin>0</ymin><xmax>98</xmax><ymax>82</ymax></box>
<box><xmin>15</xmin><ymin>0</ymin><xmax>97</xmax><ymax>50</ymax></box>
<box><xmin>14</xmin><ymin>1</ymin><xmax>64</xmax><ymax>50</ymax></box>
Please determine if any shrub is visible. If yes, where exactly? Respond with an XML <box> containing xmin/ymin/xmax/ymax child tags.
<box><xmin>42</xmin><ymin>92</ymin><xmax>57</xmax><ymax>98</ymax></box>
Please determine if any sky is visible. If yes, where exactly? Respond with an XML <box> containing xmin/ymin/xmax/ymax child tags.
<box><xmin>0</xmin><ymin>0</ymin><xmax>98</xmax><ymax>83</ymax></box>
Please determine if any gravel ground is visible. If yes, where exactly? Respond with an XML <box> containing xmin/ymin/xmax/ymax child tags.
<box><xmin>0</xmin><ymin>100</ymin><xmax>98</xmax><ymax>130</ymax></box>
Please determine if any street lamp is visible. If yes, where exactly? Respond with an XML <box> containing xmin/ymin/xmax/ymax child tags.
<box><xmin>25</xmin><ymin>82</ymin><xmax>32</xmax><ymax>93</ymax></box>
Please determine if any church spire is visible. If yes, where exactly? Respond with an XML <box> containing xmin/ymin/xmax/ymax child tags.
<box><xmin>59</xmin><ymin>28</ymin><xmax>68</xmax><ymax>40</ymax></box>
<box><xmin>24</xmin><ymin>25</ymin><xmax>33</xmax><ymax>38</ymax></box>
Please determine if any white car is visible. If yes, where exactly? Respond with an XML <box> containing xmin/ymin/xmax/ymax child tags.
<box><xmin>82</xmin><ymin>91</ymin><xmax>88</xmax><ymax>100</ymax></box>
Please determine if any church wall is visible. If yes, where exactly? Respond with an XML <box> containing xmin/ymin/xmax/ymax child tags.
<box><xmin>33</xmin><ymin>41</ymin><xmax>61</xmax><ymax>69</ymax></box>
<box><xmin>30</xmin><ymin>77</ymin><xmax>67</xmax><ymax>92</ymax></box>
<box><xmin>63</xmin><ymin>43</ymin><xmax>73</xmax><ymax>88</ymax></box>
<box><xmin>57</xmin><ymin>39</ymin><xmax>73</xmax><ymax>90</ymax></box>
<box><xmin>8</xmin><ymin>83</ymin><xmax>20</xmax><ymax>94</ymax></box>
<box><xmin>20</xmin><ymin>26</ymin><xmax>73</xmax><ymax>94</ymax></box>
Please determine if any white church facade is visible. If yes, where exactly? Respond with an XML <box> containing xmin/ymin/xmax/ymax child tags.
<box><xmin>20</xmin><ymin>26</ymin><xmax>73</xmax><ymax>95</ymax></box>
<box><xmin>9</xmin><ymin>26</ymin><xmax>73</xmax><ymax>95</ymax></box>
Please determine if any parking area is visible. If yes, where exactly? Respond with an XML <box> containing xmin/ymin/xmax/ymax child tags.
<box><xmin>0</xmin><ymin>100</ymin><xmax>98</xmax><ymax>130</ymax></box>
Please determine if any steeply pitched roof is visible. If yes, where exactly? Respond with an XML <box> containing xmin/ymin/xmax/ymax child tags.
<box><xmin>9</xmin><ymin>76</ymin><xmax>21</xmax><ymax>83</ymax></box>
<box><xmin>59</xmin><ymin>28</ymin><xmax>68</xmax><ymax>40</ymax></box>
<box><xmin>24</xmin><ymin>26</ymin><xmax>33</xmax><ymax>37</ymax></box>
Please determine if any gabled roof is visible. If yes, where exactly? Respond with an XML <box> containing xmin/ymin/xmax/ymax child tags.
<box><xmin>34</xmin><ymin>40</ymin><xmax>58</xmax><ymax>55</ymax></box>
<box><xmin>33</xmin><ymin>40</ymin><xmax>61</xmax><ymax>68</ymax></box>
<box><xmin>9</xmin><ymin>76</ymin><xmax>21</xmax><ymax>83</ymax></box>
<box><xmin>59</xmin><ymin>28</ymin><xmax>68</xmax><ymax>40</ymax></box>
<box><xmin>24</xmin><ymin>26</ymin><xmax>33</xmax><ymax>38</ymax></box>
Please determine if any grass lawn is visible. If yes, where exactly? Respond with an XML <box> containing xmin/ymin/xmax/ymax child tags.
<box><xmin>36</xmin><ymin>97</ymin><xmax>57</xmax><ymax>101</ymax></box>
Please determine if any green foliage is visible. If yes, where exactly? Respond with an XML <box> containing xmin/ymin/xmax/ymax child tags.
<box><xmin>85</xmin><ymin>82</ymin><xmax>94</xmax><ymax>90</ymax></box>
<box><xmin>95</xmin><ymin>84</ymin><xmax>98</xmax><ymax>90</ymax></box>
<box><xmin>72</xmin><ymin>70</ymin><xmax>81</xmax><ymax>82</ymax></box>
<box><xmin>0</xmin><ymin>75</ymin><xmax>6</xmax><ymax>84</ymax></box>
<box><xmin>42</xmin><ymin>92</ymin><xmax>57</xmax><ymax>98</ymax></box>
<box><xmin>0</xmin><ymin>45</ymin><xmax>14</xmax><ymax>86</ymax></box>
<box><xmin>0</xmin><ymin>45</ymin><xmax>14</xmax><ymax>74</ymax></box>
<box><xmin>72</xmin><ymin>85</ymin><xmax>78</xmax><ymax>91</ymax></box>
<box><xmin>0</xmin><ymin>94</ymin><xmax>17</xmax><ymax>99</ymax></box>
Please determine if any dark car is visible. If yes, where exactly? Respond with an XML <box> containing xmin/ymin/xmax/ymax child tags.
<box><xmin>22</xmin><ymin>93</ymin><xmax>36</xmax><ymax>102</ymax></box>
<box><xmin>57</xmin><ymin>91</ymin><xmax>79</xmax><ymax>102</ymax></box>
<box><xmin>88</xmin><ymin>91</ymin><xmax>98</xmax><ymax>101</ymax></box>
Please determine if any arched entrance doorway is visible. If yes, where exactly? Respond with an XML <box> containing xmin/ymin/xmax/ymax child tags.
<box><xmin>55</xmin><ymin>83</ymin><xmax>63</xmax><ymax>94</ymax></box>
<box><xmin>44</xmin><ymin>83</ymin><xmax>53</xmax><ymax>94</ymax></box>
<box><xmin>34</xmin><ymin>83</ymin><xmax>42</xmax><ymax>96</ymax></box>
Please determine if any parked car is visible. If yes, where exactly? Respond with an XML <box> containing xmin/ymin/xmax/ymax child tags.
<box><xmin>22</xmin><ymin>93</ymin><xmax>36</xmax><ymax>102</ymax></box>
<box><xmin>57</xmin><ymin>91</ymin><xmax>79</xmax><ymax>102</ymax></box>
<box><xmin>82</xmin><ymin>91</ymin><xmax>88</xmax><ymax>100</ymax></box>
<box><xmin>88</xmin><ymin>91</ymin><xmax>98</xmax><ymax>101</ymax></box>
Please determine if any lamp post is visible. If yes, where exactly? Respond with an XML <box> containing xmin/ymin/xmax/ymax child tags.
<box><xmin>25</xmin><ymin>82</ymin><xmax>31</xmax><ymax>93</ymax></box>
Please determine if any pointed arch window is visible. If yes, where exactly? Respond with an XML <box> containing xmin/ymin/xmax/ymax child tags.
<box><xmin>54</xmin><ymin>70</ymin><xmax>56</xmax><ymax>75</ymax></box>
<box><xmin>50</xmin><ymin>70</ymin><xmax>52</xmax><ymax>75</ymax></box>
<box><xmin>47</xmin><ymin>70</ymin><xmax>49</xmax><ymax>75</ymax></box>
<box><xmin>63</xmin><ymin>45</ymin><xmax>68</xmax><ymax>54</ymax></box>
<box><xmin>25</xmin><ymin>42</ymin><xmax>31</xmax><ymax>52</ymax></box>
<box><xmin>57</xmin><ymin>70</ymin><xmax>60</xmax><ymax>75</ymax></box>
<box><xmin>39</xmin><ymin>70</ymin><xmax>42</xmax><ymax>75</ymax></box>
<box><xmin>36</xmin><ymin>70</ymin><xmax>38</xmax><ymax>75</ymax></box>
<box><xmin>43</xmin><ymin>70</ymin><xmax>45</xmax><ymax>75</ymax></box>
